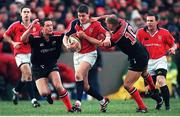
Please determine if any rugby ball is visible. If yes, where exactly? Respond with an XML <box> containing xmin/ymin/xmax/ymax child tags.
<box><xmin>68</xmin><ymin>35</ymin><xmax>81</xmax><ymax>52</ymax></box>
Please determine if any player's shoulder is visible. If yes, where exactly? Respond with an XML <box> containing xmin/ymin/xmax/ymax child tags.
<box><xmin>159</xmin><ymin>28</ymin><xmax>170</xmax><ymax>33</ymax></box>
<box><xmin>8</xmin><ymin>21</ymin><xmax>21</xmax><ymax>29</ymax></box>
<box><xmin>137</xmin><ymin>27</ymin><xmax>145</xmax><ymax>33</ymax></box>
<box><xmin>91</xmin><ymin>21</ymin><xmax>101</xmax><ymax>26</ymax></box>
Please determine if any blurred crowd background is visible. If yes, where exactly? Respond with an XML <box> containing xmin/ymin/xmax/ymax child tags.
<box><xmin>0</xmin><ymin>0</ymin><xmax>180</xmax><ymax>100</ymax></box>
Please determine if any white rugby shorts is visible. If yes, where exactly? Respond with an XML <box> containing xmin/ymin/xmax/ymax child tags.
<box><xmin>15</xmin><ymin>53</ymin><xmax>31</xmax><ymax>67</ymax></box>
<box><xmin>73</xmin><ymin>50</ymin><xmax>97</xmax><ymax>72</ymax></box>
<box><xmin>147</xmin><ymin>56</ymin><xmax>168</xmax><ymax>76</ymax></box>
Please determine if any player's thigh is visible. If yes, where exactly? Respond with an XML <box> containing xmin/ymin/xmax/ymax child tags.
<box><xmin>124</xmin><ymin>70</ymin><xmax>142</xmax><ymax>89</ymax></box>
<box><xmin>35</xmin><ymin>78</ymin><xmax>50</xmax><ymax>96</ymax></box>
<box><xmin>76</xmin><ymin>61</ymin><xmax>91</xmax><ymax>79</ymax></box>
<box><xmin>49</xmin><ymin>71</ymin><xmax>64</xmax><ymax>89</ymax></box>
<box><xmin>20</xmin><ymin>63</ymin><xmax>32</xmax><ymax>81</ymax></box>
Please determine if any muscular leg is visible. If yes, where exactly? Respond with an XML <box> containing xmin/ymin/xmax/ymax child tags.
<box><xmin>49</xmin><ymin>71</ymin><xmax>72</xmax><ymax>111</ymax></box>
<box><xmin>124</xmin><ymin>70</ymin><xmax>147</xmax><ymax>111</ymax></box>
<box><xmin>142</xmin><ymin>70</ymin><xmax>163</xmax><ymax>110</ymax></box>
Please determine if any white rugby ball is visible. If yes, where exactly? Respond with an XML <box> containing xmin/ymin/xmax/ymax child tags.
<box><xmin>68</xmin><ymin>36</ymin><xmax>81</xmax><ymax>52</ymax></box>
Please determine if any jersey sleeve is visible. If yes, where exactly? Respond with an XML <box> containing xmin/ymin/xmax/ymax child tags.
<box><xmin>136</xmin><ymin>29</ymin><xmax>143</xmax><ymax>43</ymax></box>
<box><xmin>96</xmin><ymin>22</ymin><xmax>107</xmax><ymax>34</ymax></box>
<box><xmin>5</xmin><ymin>23</ymin><xmax>16</xmax><ymax>37</ymax></box>
<box><xmin>165</xmin><ymin>31</ymin><xmax>175</xmax><ymax>48</ymax></box>
<box><xmin>65</xmin><ymin>19</ymin><xmax>78</xmax><ymax>36</ymax></box>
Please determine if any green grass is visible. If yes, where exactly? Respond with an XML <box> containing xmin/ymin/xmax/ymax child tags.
<box><xmin>0</xmin><ymin>98</ymin><xmax>180</xmax><ymax>116</ymax></box>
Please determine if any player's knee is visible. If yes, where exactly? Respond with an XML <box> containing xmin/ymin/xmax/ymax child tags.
<box><xmin>54</xmin><ymin>84</ymin><xmax>64</xmax><ymax>91</ymax></box>
<box><xmin>157</xmin><ymin>77</ymin><xmax>166</xmax><ymax>86</ymax></box>
<box><xmin>124</xmin><ymin>83</ymin><xmax>130</xmax><ymax>91</ymax></box>
<box><xmin>75</xmin><ymin>72</ymin><xmax>83</xmax><ymax>81</ymax></box>
<box><xmin>22</xmin><ymin>71</ymin><xmax>32</xmax><ymax>81</ymax></box>
<box><xmin>84</xmin><ymin>84</ymin><xmax>90</xmax><ymax>91</ymax></box>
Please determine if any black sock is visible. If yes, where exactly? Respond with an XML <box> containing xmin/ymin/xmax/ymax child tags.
<box><xmin>86</xmin><ymin>87</ymin><xmax>103</xmax><ymax>101</ymax></box>
<box><xmin>76</xmin><ymin>81</ymin><xmax>84</xmax><ymax>101</ymax></box>
<box><xmin>26</xmin><ymin>81</ymin><xmax>35</xmax><ymax>100</ymax></box>
<box><xmin>160</xmin><ymin>85</ymin><xmax>170</xmax><ymax>107</ymax></box>
<box><xmin>15</xmin><ymin>80</ymin><xmax>26</xmax><ymax>93</ymax></box>
<box><xmin>149</xmin><ymin>89</ymin><xmax>162</xmax><ymax>103</ymax></box>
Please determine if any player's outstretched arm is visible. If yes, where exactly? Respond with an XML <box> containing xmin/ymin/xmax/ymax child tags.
<box><xmin>21</xmin><ymin>19</ymin><xmax>39</xmax><ymax>43</ymax></box>
<box><xmin>90</xmin><ymin>15</ymin><xmax>112</xmax><ymax>22</ymax></box>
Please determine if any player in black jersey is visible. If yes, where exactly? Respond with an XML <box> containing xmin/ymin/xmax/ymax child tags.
<box><xmin>82</xmin><ymin>15</ymin><xmax>163</xmax><ymax>113</ymax></box>
<box><xmin>21</xmin><ymin>18</ymin><xmax>73</xmax><ymax>112</ymax></box>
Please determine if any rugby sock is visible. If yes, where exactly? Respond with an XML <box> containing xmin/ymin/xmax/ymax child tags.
<box><xmin>86</xmin><ymin>87</ymin><xmax>103</xmax><ymax>101</ymax></box>
<box><xmin>160</xmin><ymin>85</ymin><xmax>170</xmax><ymax>107</ymax></box>
<box><xmin>76</xmin><ymin>81</ymin><xmax>84</xmax><ymax>101</ymax></box>
<box><xmin>58</xmin><ymin>89</ymin><xmax>72</xmax><ymax>110</ymax></box>
<box><xmin>144</xmin><ymin>73</ymin><xmax>156</xmax><ymax>90</ymax></box>
<box><xmin>26</xmin><ymin>81</ymin><xmax>35</xmax><ymax>100</ymax></box>
<box><xmin>129</xmin><ymin>87</ymin><xmax>146</xmax><ymax>109</ymax></box>
<box><xmin>149</xmin><ymin>89</ymin><xmax>162</xmax><ymax>103</ymax></box>
<box><xmin>15</xmin><ymin>80</ymin><xmax>26</xmax><ymax>93</ymax></box>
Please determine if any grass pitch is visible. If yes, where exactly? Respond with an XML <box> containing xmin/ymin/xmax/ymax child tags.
<box><xmin>0</xmin><ymin>98</ymin><xmax>180</xmax><ymax>116</ymax></box>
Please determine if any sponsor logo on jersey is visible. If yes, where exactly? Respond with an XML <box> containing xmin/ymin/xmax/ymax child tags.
<box><xmin>52</xmin><ymin>41</ymin><xmax>56</xmax><ymax>45</ymax></box>
<box><xmin>32</xmin><ymin>27</ymin><xmax>36</xmax><ymax>32</ymax></box>
<box><xmin>40</xmin><ymin>43</ymin><xmax>44</xmax><ymax>47</ymax></box>
<box><xmin>158</xmin><ymin>35</ymin><xmax>162</xmax><ymax>41</ymax></box>
<box><xmin>89</xmin><ymin>28</ymin><xmax>93</xmax><ymax>33</ymax></box>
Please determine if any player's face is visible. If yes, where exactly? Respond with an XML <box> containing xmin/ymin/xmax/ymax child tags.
<box><xmin>78</xmin><ymin>12</ymin><xmax>90</xmax><ymax>24</ymax></box>
<box><xmin>146</xmin><ymin>16</ymin><xmax>158</xmax><ymax>30</ymax></box>
<box><xmin>105</xmin><ymin>21</ymin><xmax>114</xmax><ymax>31</ymax></box>
<box><xmin>21</xmin><ymin>8</ymin><xmax>31</xmax><ymax>22</ymax></box>
<box><xmin>43</xmin><ymin>21</ymin><xmax>53</xmax><ymax>35</ymax></box>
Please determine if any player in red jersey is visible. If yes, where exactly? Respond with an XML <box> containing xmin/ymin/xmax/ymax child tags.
<box><xmin>21</xmin><ymin>18</ymin><xmax>74</xmax><ymax>112</ymax></box>
<box><xmin>63</xmin><ymin>4</ymin><xmax>111</xmax><ymax>112</ymax></box>
<box><xmin>3</xmin><ymin>6</ymin><xmax>40</xmax><ymax>107</ymax></box>
<box><xmin>84</xmin><ymin>14</ymin><xmax>164</xmax><ymax>113</ymax></box>
<box><xmin>137</xmin><ymin>12</ymin><xmax>177</xmax><ymax>111</ymax></box>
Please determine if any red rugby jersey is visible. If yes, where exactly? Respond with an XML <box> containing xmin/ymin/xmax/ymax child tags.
<box><xmin>75</xmin><ymin>21</ymin><xmax>107</xmax><ymax>54</ymax></box>
<box><xmin>5</xmin><ymin>21</ymin><xmax>41</xmax><ymax>55</ymax></box>
<box><xmin>137</xmin><ymin>28</ymin><xmax>175</xmax><ymax>59</ymax></box>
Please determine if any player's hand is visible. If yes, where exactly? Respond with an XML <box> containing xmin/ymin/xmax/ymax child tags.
<box><xmin>68</xmin><ymin>42</ymin><xmax>79</xmax><ymax>52</ymax></box>
<box><xmin>168</xmin><ymin>47</ymin><xmax>176</xmax><ymax>54</ymax></box>
<box><xmin>30</xmin><ymin>19</ymin><xmax>39</xmax><ymax>29</ymax></box>
<box><xmin>102</xmin><ymin>38</ymin><xmax>111</xmax><ymax>47</ymax></box>
<box><xmin>77</xmin><ymin>31</ymin><xmax>86</xmax><ymax>38</ymax></box>
<box><xmin>32</xmin><ymin>19</ymin><xmax>39</xmax><ymax>25</ymax></box>
<box><xmin>12</xmin><ymin>42</ymin><xmax>21</xmax><ymax>49</ymax></box>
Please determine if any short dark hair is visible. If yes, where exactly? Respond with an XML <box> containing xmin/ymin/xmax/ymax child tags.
<box><xmin>106</xmin><ymin>14</ymin><xmax>119</xmax><ymax>25</ymax></box>
<box><xmin>147</xmin><ymin>12</ymin><xmax>159</xmax><ymax>21</ymax></box>
<box><xmin>77</xmin><ymin>4</ymin><xmax>89</xmax><ymax>14</ymax></box>
<box><xmin>20</xmin><ymin>5</ymin><xmax>31</xmax><ymax>12</ymax></box>
<box><xmin>40</xmin><ymin>18</ymin><xmax>53</xmax><ymax>26</ymax></box>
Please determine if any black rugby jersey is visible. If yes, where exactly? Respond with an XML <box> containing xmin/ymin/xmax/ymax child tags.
<box><xmin>29</xmin><ymin>31</ymin><xmax>64</xmax><ymax>65</ymax></box>
<box><xmin>111</xmin><ymin>18</ymin><xmax>148</xmax><ymax>59</ymax></box>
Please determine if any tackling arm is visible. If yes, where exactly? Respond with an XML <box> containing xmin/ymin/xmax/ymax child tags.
<box><xmin>21</xmin><ymin>19</ymin><xmax>39</xmax><ymax>43</ymax></box>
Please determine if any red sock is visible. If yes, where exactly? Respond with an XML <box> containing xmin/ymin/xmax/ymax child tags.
<box><xmin>144</xmin><ymin>73</ymin><xmax>156</xmax><ymax>90</ymax></box>
<box><xmin>129</xmin><ymin>87</ymin><xmax>146</xmax><ymax>109</ymax></box>
<box><xmin>58</xmin><ymin>89</ymin><xmax>72</xmax><ymax>111</ymax></box>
